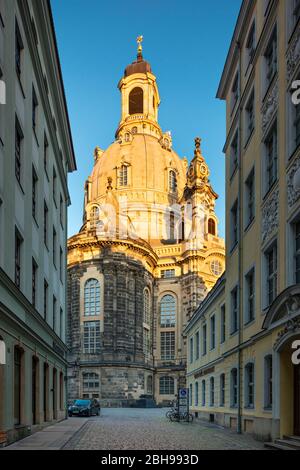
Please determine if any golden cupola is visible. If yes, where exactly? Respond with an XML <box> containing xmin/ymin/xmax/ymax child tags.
<box><xmin>116</xmin><ymin>35</ymin><xmax>162</xmax><ymax>140</ymax></box>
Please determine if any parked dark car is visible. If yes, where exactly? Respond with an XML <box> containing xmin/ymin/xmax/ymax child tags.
<box><xmin>68</xmin><ymin>399</ymin><xmax>100</xmax><ymax>417</ymax></box>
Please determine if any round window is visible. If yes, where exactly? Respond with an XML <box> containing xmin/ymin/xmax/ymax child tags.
<box><xmin>210</xmin><ymin>260</ymin><xmax>223</xmax><ymax>276</ymax></box>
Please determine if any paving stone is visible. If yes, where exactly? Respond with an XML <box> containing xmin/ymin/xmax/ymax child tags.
<box><xmin>63</xmin><ymin>408</ymin><xmax>264</xmax><ymax>450</ymax></box>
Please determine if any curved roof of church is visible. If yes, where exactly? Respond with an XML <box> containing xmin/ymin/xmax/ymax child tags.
<box><xmin>89</xmin><ymin>133</ymin><xmax>187</xmax><ymax>203</ymax></box>
<box><xmin>124</xmin><ymin>57</ymin><xmax>152</xmax><ymax>77</ymax></box>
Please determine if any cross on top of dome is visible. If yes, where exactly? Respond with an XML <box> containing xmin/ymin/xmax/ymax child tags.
<box><xmin>195</xmin><ymin>137</ymin><xmax>202</xmax><ymax>155</ymax></box>
<box><xmin>137</xmin><ymin>35</ymin><xmax>143</xmax><ymax>55</ymax></box>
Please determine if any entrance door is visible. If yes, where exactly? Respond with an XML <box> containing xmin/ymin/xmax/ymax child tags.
<box><xmin>294</xmin><ymin>364</ymin><xmax>300</xmax><ymax>436</ymax></box>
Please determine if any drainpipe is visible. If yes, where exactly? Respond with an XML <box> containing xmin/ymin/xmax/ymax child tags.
<box><xmin>237</xmin><ymin>40</ymin><xmax>243</xmax><ymax>435</ymax></box>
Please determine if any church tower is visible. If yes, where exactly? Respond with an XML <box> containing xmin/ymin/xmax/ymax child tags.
<box><xmin>67</xmin><ymin>39</ymin><xmax>225</xmax><ymax>405</ymax></box>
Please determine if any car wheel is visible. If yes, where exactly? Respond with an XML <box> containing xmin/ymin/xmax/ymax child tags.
<box><xmin>68</xmin><ymin>413</ymin><xmax>72</xmax><ymax>417</ymax></box>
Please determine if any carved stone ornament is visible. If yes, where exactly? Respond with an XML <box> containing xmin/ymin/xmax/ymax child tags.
<box><xmin>287</xmin><ymin>153</ymin><xmax>300</xmax><ymax>208</ymax></box>
<box><xmin>261</xmin><ymin>83</ymin><xmax>278</xmax><ymax>136</ymax></box>
<box><xmin>273</xmin><ymin>316</ymin><xmax>300</xmax><ymax>351</ymax></box>
<box><xmin>261</xmin><ymin>188</ymin><xmax>279</xmax><ymax>243</ymax></box>
<box><xmin>287</xmin><ymin>27</ymin><xmax>300</xmax><ymax>84</ymax></box>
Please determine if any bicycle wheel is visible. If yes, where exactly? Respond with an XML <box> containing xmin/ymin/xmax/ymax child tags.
<box><xmin>170</xmin><ymin>412</ymin><xmax>180</xmax><ymax>422</ymax></box>
<box><xmin>166</xmin><ymin>410</ymin><xmax>173</xmax><ymax>419</ymax></box>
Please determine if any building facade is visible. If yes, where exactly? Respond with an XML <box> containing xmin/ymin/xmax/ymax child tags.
<box><xmin>185</xmin><ymin>0</ymin><xmax>300</xmax><ymax>442</ymax></box>
<box><xmin>0</xmin><ymin>0</ymin><xmax>76</xmax><ymax>446</ymax></box>
<box><xmin>67</xmin><ymin>42</ymin><xmax>225</xmax><ymax>406</ymax></box>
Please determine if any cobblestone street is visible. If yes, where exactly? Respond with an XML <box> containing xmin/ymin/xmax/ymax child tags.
<box><xmin>63</xmin><ymin>408</ymin><xmax>264</xmax><ymax>450</ymax></box>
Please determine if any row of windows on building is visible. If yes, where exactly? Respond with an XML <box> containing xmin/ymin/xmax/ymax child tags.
<box><xmin>98</xmin><ymin>164</ymin><xmax>177</xmax><ymax>193</ymax></box>
<box><xmin>14</xmin><ymin>226</ymin><xmax>64</xmax><ymax>337</ymax></box>
<box><xmin>81</xmin><ymin>281</ymin><xmax>177</xmax><ymax>360</ymax></box>
<box><xmin>229</xmin><ymin>116</ymin><xmax>293</xmax><ymax>249</ymax></box>
<box><xmin>12</xmin><ymin>345</ymin><xmax>64</xmax><ymax>426</ymax></box>
<box><xmin>83</xmin><ymin>279</ymin><xmax>177</xmax><ymax>328</ymax></box>
<box><xmin>231</xmin><ymin>0</ymin><xmax>300</xmax><ymax>116</ymax></box>
<box><xmin>9</xmin><ymin>18</ymin><xmax>66</xmax><ymax>333</ymax></box>
<box><xmin>89</xmin><ymin>201</ymin><xmax>217</xmax><ymax>243</ymax></box>
<box><xmin>82</xmin><ymin>322</ymin><xmax>176</xmax><ymax>361</ymax></box>
<box><xmin>189</xmin><ymin>229</ymin><xmax>298</xmax><ymax>357</ymax></box>
<box><xmin>189</xmin><ymin>356</ymin><xmax>272</xmax><ymax>410</ymax></box>
<box><xmin>81</xmin><ymin>373</ymin><xmax>153</xmax><ymax>396</ymax></box>
<box><xmin>231</xmin><ymin>217</ymin><xmax>299</xmax><ymax>314</ymax></box>
<box><xmin>189</xmin><ymin>284</ymin><xmax>255</xmax><ymax>364</ymax></box>
<box><xmin>14</xmin><ymin>15</ymin><xmax>65</xmax><ymax>226</ymax></box>
<box><xmin>229</xmin><ymin>14</ymin><xmax>300</xmax><ymax>238</ymax></box>
<box><xmin>16</xmin><ymin>113</ymin><xmax>65</xmax><ymax>249</ymax></box>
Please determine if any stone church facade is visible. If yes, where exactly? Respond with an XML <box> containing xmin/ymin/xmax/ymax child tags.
<box><xmin>67</xmin><ymin>41</ymin><xmax>225</xmax><ymax>405</ymax></box>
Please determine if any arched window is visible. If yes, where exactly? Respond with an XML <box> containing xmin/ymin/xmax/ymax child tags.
<box><xmin>169</xmin><ymin>170</ymin><xmax>177</xmax><ymax>193</ymax></box>
<box><xmin>208</xmin><ymin>218</ymin><xmax>216</xmax><ymax>235</ymax></box>
<box><xmin>143</xmin><ymin>289</ymin><xmax>150</xmax><ymax>325</ymax></box>
<box><xmin>83</xmin><ymin>372</ymin><xmax>99</xmax><ymax>390</ymax></box>
<box><xmin>159</xmin><ymin>376</ymin><xmax>174</xmax><ymax>395</ymax></box>
<box><xmin>160</xmin><ymin>295</ymin><xmax>176</xmax><ymax>327</ymax></box>
<box><xmin>119</xmin><ymin>165</ymin><xmax>128</xmax><ymax>186</ymax></box>
<box><xmin>84</xmin><ymin>279</ymin><xmax>100</xmax><ymax>316</ymax></box>
<box><xmin>129</xmin><ymin>87</ymin><xmax>143</xmax><ymax>115</ymax></box>
<box><xmin>90</xmin><ymin>206</ymin><xmax>99</xmax><ymax>229</ymax></box>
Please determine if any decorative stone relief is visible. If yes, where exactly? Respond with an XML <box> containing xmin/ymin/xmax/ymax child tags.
<box><xmin>287</xmin><ymin>27</ymin><xmax>300</xmax><ymax>84</ymax></box>
<box><xmin>287</xmin><ymin>153</ymin><xmax>300</xmax><ymax>208</ymax></box>
<box><xmin>261</xmin><ymin>83</ymin><xmax>278</xmax><ymax>136</ymax></box>
<box><xmin>261</xmin><ymin>188</ymin><xmax>279</xmax><ymax>243</ymax></box>
<box><xmin>273</xmin><ymin>316</ymin><xmax>300</xmax><ymax>351</ymax></box>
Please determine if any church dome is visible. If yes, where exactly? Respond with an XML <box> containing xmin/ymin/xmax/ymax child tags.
<box><xmin>89</xmin><ymin>133</ymin><xmax>187</xmax><ymax>203</ymax></box>
<box><xmin>124</xmin><ymin>58</ymin><xmax>152</xmax><ymax>77</ymax></box>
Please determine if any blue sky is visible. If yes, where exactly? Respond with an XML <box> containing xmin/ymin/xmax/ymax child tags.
<box><xmin>51</xmin><ymin>0</ymin><xmax>242</xmax><ymax>238</ymax></box>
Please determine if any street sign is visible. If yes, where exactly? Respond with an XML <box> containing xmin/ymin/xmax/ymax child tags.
<box><xmin>179</xmin><ymin>388</ymin><xmax>188</xmax><ymax>398</ymax></box>
<box><xmin>178</xmin><ymin>388</ymin><xmax>189</xmax><ymax>414</ymax></box>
